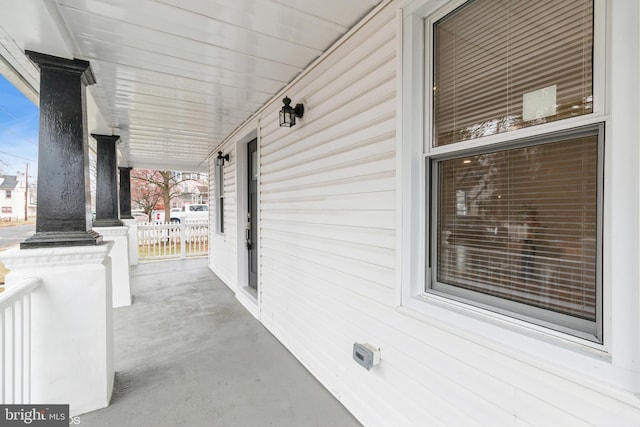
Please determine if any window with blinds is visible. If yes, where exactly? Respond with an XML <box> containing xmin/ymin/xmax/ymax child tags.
<box><xmin>427</xmin><ymin>0</ymin><xmax>601</xmax><ymax>340</ymax></box>
<box><xmin>432</xmin><ymin>0</ymin><xmax>593</xmax><ymax>146</ymax></box>
<box><xmin>432</xmin><ymin>128</ymin><xmax>601</xmax><ymax>337</ymax></box>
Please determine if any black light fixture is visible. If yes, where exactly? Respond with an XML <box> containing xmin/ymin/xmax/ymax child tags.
<box><xmin>279</xmin><ymin>96</ymin><xmax>304</xmax><ymax>127</ymax></box>
<box><xmin>217</xmin><ymin>151</ymin><xmax>230</xmax><ymax>164</ymax></box>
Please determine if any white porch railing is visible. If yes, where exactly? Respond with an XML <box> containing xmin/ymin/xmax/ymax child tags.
<box><xmin>0</xmin><ymin>277</ymin><xmax>41</xmax><ymax>404</ymax></box>
<box><xmin>137</xmin><ymin>220</ymin><xmax>209</xmax><ymax>261</ymax></box>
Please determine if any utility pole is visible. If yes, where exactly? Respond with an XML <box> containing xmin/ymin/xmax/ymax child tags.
<box><xmin>24</xmin><ymin>162</ymin><xmax>28</xmax><ymax>221</ymax></box>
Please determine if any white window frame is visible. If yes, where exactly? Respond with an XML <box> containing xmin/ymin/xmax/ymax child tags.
<box><xmin>399</xmin><ymin>0</ymin><xmax>609</xmax><ymax>350</ymax></box>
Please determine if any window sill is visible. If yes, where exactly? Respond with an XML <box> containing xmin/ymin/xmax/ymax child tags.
<box><xmin>397</xmin><ymin>295</ymin><xmax>640</xmax><ymax>401</ymax></box>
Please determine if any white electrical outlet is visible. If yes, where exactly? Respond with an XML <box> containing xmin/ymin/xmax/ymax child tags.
<box><xmin>353</xmin><ymin>343</ymin><xmax>381</xmax><ymax>370</ymax></box>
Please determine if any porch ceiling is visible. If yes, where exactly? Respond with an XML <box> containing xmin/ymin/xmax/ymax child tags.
<box><xmin>0</xmin><ymin>0</ymin><xmax>382</xmax><ymax>172</ymax></box>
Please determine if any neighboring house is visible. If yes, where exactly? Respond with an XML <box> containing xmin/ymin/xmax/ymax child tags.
<box><xmin>172</xmin><ymin>175</ymin><xmax>209</xmax><ymax>208</ymax></box>
<box><xmin>0</xmin><ymin>174</ymin><xmax>34</xmax><ymax>220</ymax></box>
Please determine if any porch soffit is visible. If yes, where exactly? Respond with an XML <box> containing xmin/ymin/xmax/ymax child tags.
<box><xmin>0</xmin><ymin>0</ymin><xmax>382</xmax><ymax>173</ymax></box>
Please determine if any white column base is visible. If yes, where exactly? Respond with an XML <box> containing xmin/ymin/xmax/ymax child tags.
<box><xmin>1</xmin><ymin>243</ymin><xmax>114</xmax><ymax>417</ymax></box>
<box><xmin>122</xmin><ymin>219</ymin><xmax>139</xmax><ymax>266</ymax></box>
<box><xmin>94</xmin><ymin>225</ymin><xmax>132</xmax><ymax>307</ymax></box>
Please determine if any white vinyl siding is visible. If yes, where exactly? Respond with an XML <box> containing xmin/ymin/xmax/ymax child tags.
<box><xmin>208</xmin><ymin>0</ymin><xmax>640</xmax><ymax>425</ymax></box>
<box><xmin>232</xmin><ymin>5</ymin><xmax>406</xmax><ymax>423</ymax></box>
<box><xmin>209</xmin><ymin>145</ymin><xmax>238</xmax><ymax>285</ymax></box>
<box><xmin>258</xmin><ymin>16</ymin><xmax>397</xmax><ymax>311</ymax></box>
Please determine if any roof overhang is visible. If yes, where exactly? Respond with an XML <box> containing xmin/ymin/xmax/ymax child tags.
<box><xmin>0</xmin><ymin>0</ymin><xmax>383</xmax><ymax>173</ymax></box>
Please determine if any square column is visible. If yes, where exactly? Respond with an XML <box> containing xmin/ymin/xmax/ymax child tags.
<box><xmin>93</xmin><ymin>225</ymin><xmax>132</xmax><ymax>307</ymax></box>
<box><xmin>1</xmin><ymin>244</ymin><xmax>114</xmax><ymax>416</ymax></box>
<box><xmin>22</xmin><ymin>51</ymin><xmax>101</xmax><ymax>248</ymax></box>
<box><xmin>93</xmin><ymin>134</ymin><xmax>123</xmax><ymax>227</ymax></box>
<box><xmin>118</xmin><ymin>167</ymin><xmax>133</xmax><ymax>220</ymax></box>
<box><xmin>118</xmin><ymin>168</ymin><xmax>139</xmax><ymax>265</ymax></box>
<box><xmin>7</xmin><ymin>51</ymin><xmax>113</xmax><ymax>416</ymax></box>
<box><xmin>92</xmin><ymin>135</ymin><xmax>131</xmax><ymax>305</ymax></box>
<box><xmin>122</xmin><ymin>218</ymin><xmax>139</xmax><ymax>266</ymax></box>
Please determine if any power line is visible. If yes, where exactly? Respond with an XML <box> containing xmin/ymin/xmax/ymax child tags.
<box><xmin>0</xmin><ymin>149</ymin><xmax>34</xmax><ymax>162</ymax></box>
<box><xmin>0</xmin><ymin>105</ymin><xmax>21</xmax><ymax>121</ymax></box>
<box><xmin>0</xmin><ymin>121</ymin><xmax>38</xmax><ymax>146</ymax></box>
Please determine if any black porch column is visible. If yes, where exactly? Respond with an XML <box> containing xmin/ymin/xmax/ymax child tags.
<box><xmin>22</xmin><ymin>51</ymin><xmax>102</xmax><ymax>248</ymax></box>
<box><xmin>118</xmin><ymin>167</ymin><xmax>133</xmax><ymax>220</ymax></box>
<box><xmin>93</xmin><ymin>134</ymin><xmax>123</xmax><ymax>227</ymax></box>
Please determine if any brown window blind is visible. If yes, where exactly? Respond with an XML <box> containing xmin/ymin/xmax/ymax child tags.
<box><xmin>433</xmin><ymin>0</ymin><xmax>593</xmax><ymax>146</ymax></box>
<box><xmin>435</xmin><ymin>133</ymin><xmax>598</xmax><ymax>323</ymax></box>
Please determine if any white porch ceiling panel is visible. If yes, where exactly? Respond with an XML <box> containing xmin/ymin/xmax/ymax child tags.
<box><xmin>0</xmin><ymin>0</ymin><xmax>382</xmax><ymax>172</ymax></box>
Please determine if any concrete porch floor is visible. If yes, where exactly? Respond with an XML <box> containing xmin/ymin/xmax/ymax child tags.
<box><xmin>79</xmin><ymin>258</ymin><xmax>361</xmax><ymax>427</ymax></box>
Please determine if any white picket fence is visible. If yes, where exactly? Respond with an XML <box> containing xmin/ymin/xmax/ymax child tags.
<box><xmin>137</xmin><ymin>220</ymin><xmax>209</xmax><ymax>260</ymax></box>
<box><xmin>0</xmin><ymin>277</ymin><xmax>41</xmax><ymax>404</ymax></box>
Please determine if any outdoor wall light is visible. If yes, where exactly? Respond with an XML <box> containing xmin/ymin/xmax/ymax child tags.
<box><xmin>217</xmin><ymin>151</ymin><xmax>230</xmax><ymax>164</ymax></box>
<box><xmin>279</xmin><ymin>96</ymin><xmax>304</xmax><ymax>127</ymax></box>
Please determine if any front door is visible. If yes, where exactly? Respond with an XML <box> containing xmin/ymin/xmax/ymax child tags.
<box><xmin>247</xmin><ymin>138</ymin><xmax>258</xmax><ymax>289</ymax></box>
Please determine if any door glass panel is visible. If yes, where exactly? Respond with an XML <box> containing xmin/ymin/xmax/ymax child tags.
<box><xmin>252</xmin><ymin>151</ymin><xmax>258</xmax><ymax>179</ymax></box>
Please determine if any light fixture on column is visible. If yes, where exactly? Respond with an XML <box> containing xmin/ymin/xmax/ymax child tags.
<box><xmin>217</xmin><ymin>151</ymin><xmax>230</xmax><ymax>164</ymax></box>
<box><xmin>279</xmin><ymin>96</ymin><xmax>304</xmax><ymax>127</ymax></box>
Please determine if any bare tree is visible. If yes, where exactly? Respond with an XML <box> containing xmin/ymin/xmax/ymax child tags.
<box><xmin>131</xmin><ymin>170</ymin><xmax>192</xmax><ymax>222</ymax></box>
<box><xmin>131</xmin><ymin>170</ymin><xmax>163</xmax><ymax>220</ymax></box>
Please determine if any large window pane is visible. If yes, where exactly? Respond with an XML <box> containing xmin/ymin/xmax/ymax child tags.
<box><xmin>435</xmin><ymin>133</ymin><xmax>598</xmax><ymax>324</ymax></box>
<box><xmin>433</xmin><ymin>0</ymin><xmax>593</xmax><ymax>146</ymax></box>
